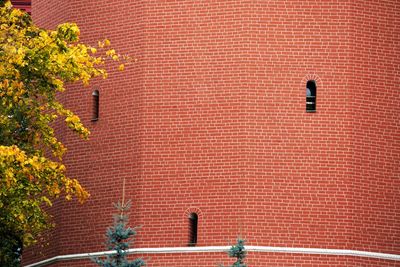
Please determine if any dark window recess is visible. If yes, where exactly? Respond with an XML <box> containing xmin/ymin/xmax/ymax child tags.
<box><xmin>92</xmin><ymin>90</ymin><xmax>99</xmax><ymax>121</ymax></box>
<box><xmin>188</xmin><ymin>213</ymin><xmax>198</xmax><ymax>246</ymax></box>
<box><xmin>306</xmin><ymin>80</ymin><xmax>316</xmax><ymax>112</ymax></box>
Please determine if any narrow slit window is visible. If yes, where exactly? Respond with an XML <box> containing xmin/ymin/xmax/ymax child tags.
<box><xmin>306</xmin><ymin>80</ymin><xmax>316</xmax><ymax>112</ymax></box>
<box><xmin>92</xmin><ymin>90</ymin><xmax>99</xmax><ymax>121</ymax></box>
<box><xmin>188</xmin><ymin>213</ymin><xmax>198</xmax><ymax>246</ymax></box>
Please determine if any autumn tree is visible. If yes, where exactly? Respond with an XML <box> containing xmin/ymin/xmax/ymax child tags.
<box><xmin>0</xmin><ymin>1</ymin><xmax>126</xmax><ymax>264</ymax></box>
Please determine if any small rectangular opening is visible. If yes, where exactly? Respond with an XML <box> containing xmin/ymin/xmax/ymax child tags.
<box><xmin>188</xmin><ymin>213</ymin><xmax>198</xmax><ymax>246</ymax></box>
<box><xmin>306</xmin><ymin>80</ymin><xmax>316</xmax><ymax>112</ymax></box>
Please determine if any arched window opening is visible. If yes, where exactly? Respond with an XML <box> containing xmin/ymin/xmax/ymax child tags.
<box><xmin>306</xmin><ymin>80</ymin><xmax>316</xmax><ymax>112</ymax></box>
<box><xmin>188</xmin><ymin>213</ymin><xmax>198</xmax><ymax>246</ymax></box>
<box><xmin>92</xmin><ymin>90</ymin><xmax>99</xmax><ymax>121</ymax></box>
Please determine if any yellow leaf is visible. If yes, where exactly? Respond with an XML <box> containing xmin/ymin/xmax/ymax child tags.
<box><xmin>106</xmin><ymin>49</ymin><xmax>115</xmax><ymax>56</ymax></box>
<box><xmin>42</xmin><ymin>196</ymin><xmax>52</xmax><ymax>207</ymax></box>
<box><xmin>18</xmin><ymin>214</ymin><xmax>25</xmax><ymax>222</ymax></box>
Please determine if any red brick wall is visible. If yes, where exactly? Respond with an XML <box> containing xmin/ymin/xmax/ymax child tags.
<box><xmin>349</xmin><ymin>0</ymin><xmax>400</xmax><ymax>254</ymax></box>
<box><xmin>24</xmin><ymin>0</ymin><xmax>400</xmax><ymax>266</ymax></box>
<box><xmin>11</xmin><ymin>0</ymin><xmax>31</xmax><ymax>14</ymax></box>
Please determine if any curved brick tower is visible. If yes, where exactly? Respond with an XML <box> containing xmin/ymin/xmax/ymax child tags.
<box><xmin>24</xmin><ymin>1</ymin><xmax>400</xmax><ymax>266</ymax></box>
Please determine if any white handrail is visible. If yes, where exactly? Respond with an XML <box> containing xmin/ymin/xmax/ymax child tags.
<box><xmin>24</xmin><ymin>245</ymin><xmax>400</xmax><ymax>267</ymax></box>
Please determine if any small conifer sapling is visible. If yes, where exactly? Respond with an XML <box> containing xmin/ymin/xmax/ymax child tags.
<box><xmin>92</xmin><ymin>200</ymin><xmax>145</xmax><ymax>267</ymax></box>
<box><xmin>220</xmin><ymin>239</ymin><xmax>247</xmax><ymax>267</ymax></box>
